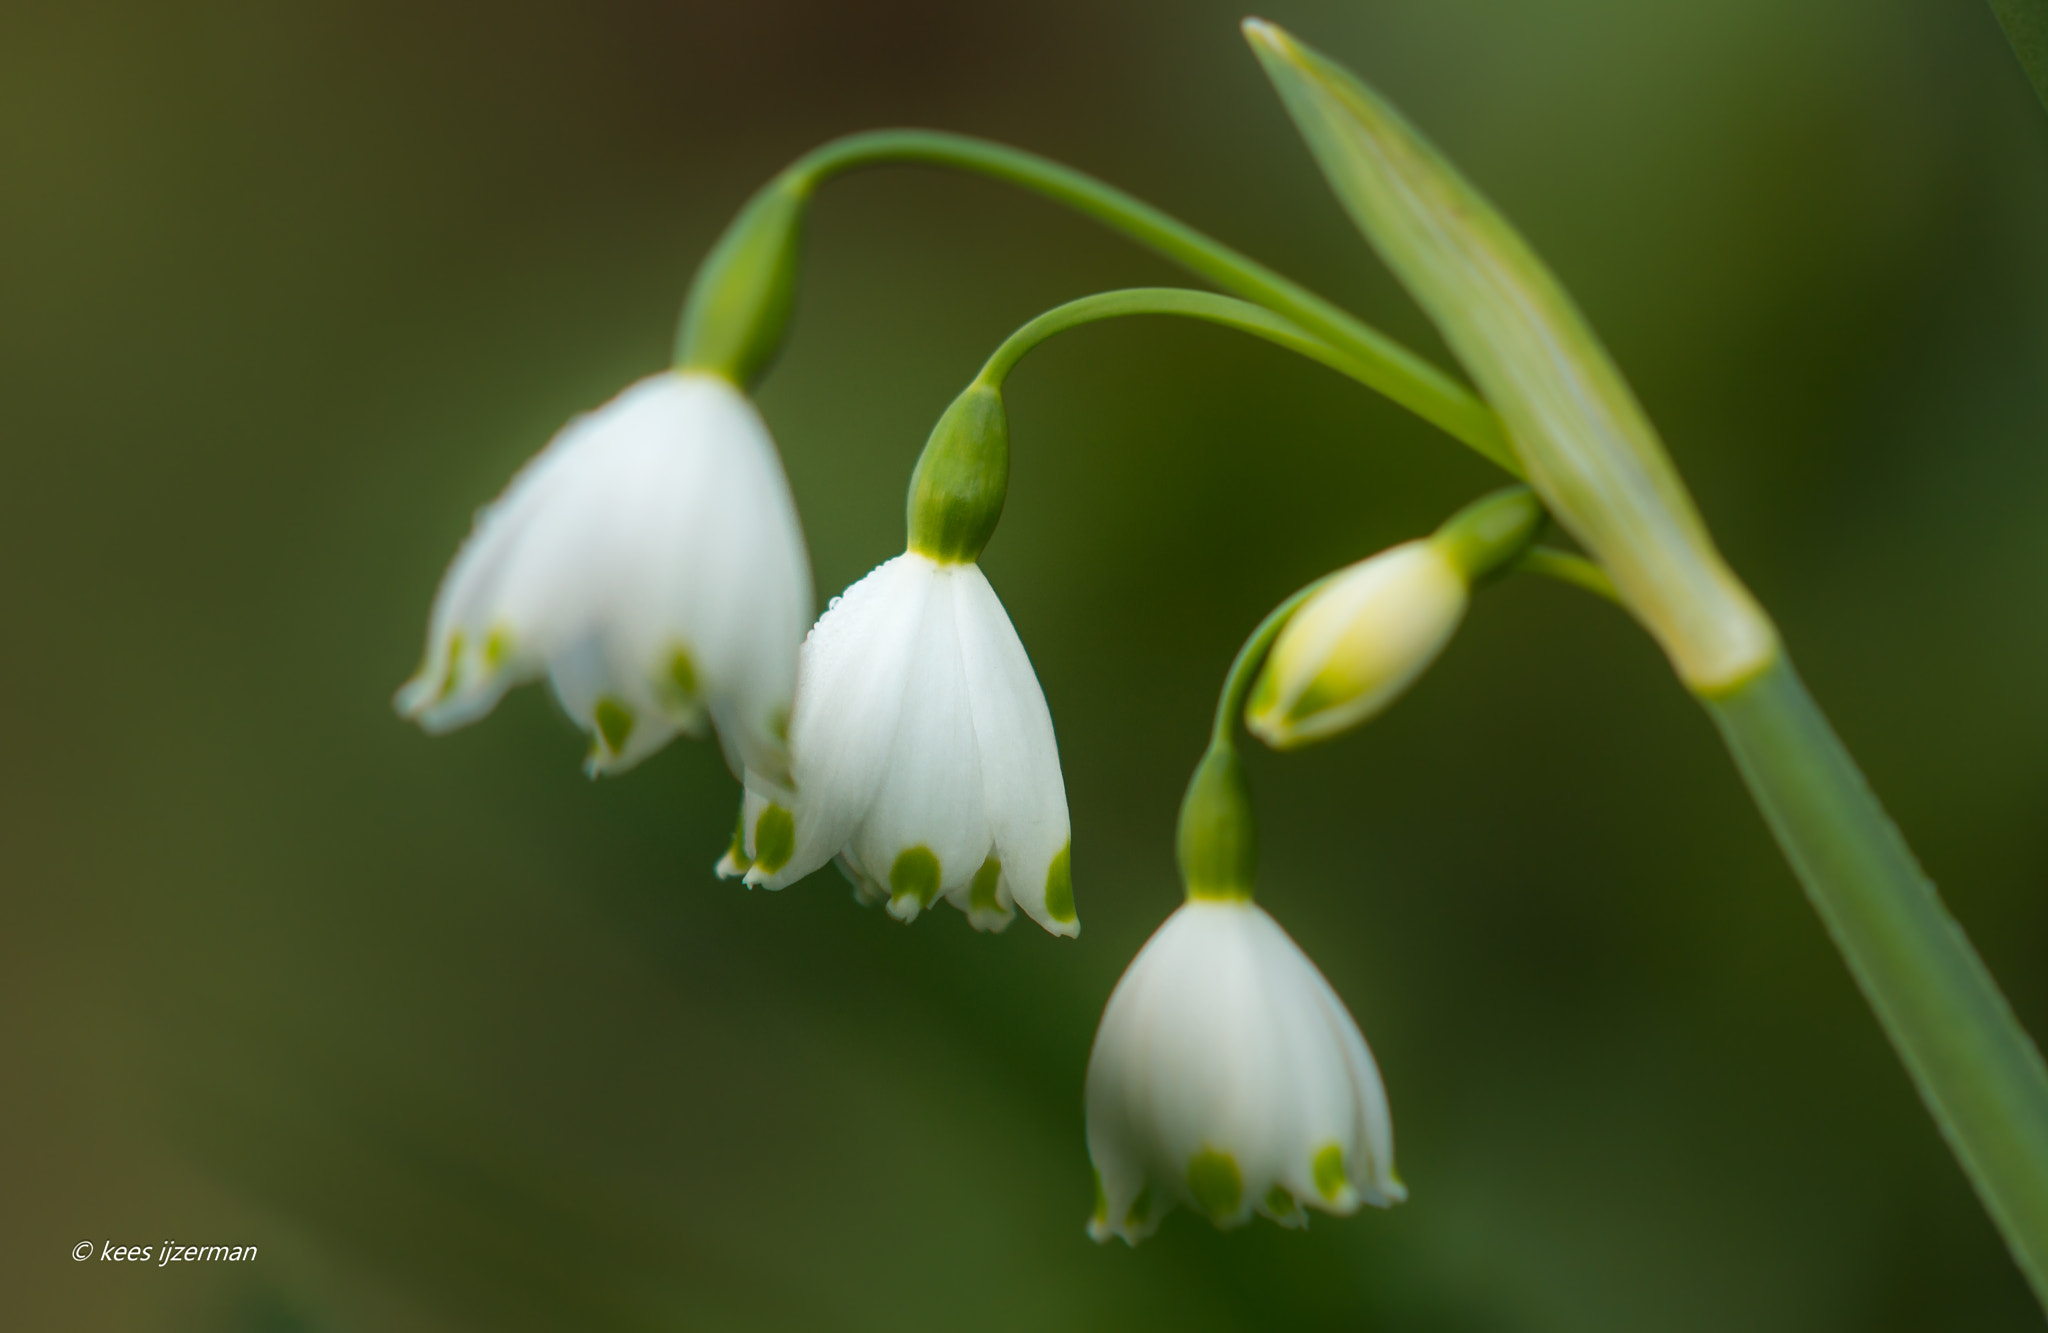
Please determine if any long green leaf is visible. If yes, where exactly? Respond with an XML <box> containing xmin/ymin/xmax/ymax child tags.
<box><xmin>1242</xmin><ymin>19</ymin><xmax>1773</xmax><ymax>695</ymax></box>
<box><xmin>1245</xmin><ymin>18</ymin><xmax>2048</xmax><ymax>1307</ymax></box>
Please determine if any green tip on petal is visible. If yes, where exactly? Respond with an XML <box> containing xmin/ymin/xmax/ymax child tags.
<box><xmin>1125</xmin><ymin>1184</ymin><xmax>1153</xmax><ymax>1231</ymax></box>
<box><xmin>1187</xmin><ymin>1149</ymin><xmax>1244</xmax><ymax>1224</ymax></box>
<box><xmin>436</xmin><ymin>629</ymin><xmax>467</xmax><ymax>701</ymax></box>
<box><xmin>1313</xmin><ymin>1143</ymin><xmax>1348</xmax><ymax>1201</ymax></box>
<box><xmin>668</xmin><ymin>647</ymin><xmax>699</xmax><ymax>701</ymax></box>
<box><xmin>1264</xmin><ymin>1184</ymin><xmax>1301</xmax><ymax>1223</ymax></box>
<box><xmin>594</xmin><ymin>696</ymin><xmax>636</xmax><ymax>754</ymax></box>
<box><xmin>723</xmin><ymin>807</ymin><xmax>754</xmax><ymax>875</ymax></box>
<box><xmin>890</xmin><ymin>845</ymin><xmax>942</xmax><ymax>911</ymax></box>
<box><xmin>970</xmin><ymin>856</ymin><xmax>1003</xmax><ymax>914</ymax></box>
<box><xmin>752</xmin><ymin>804</ymin><xmax>795</xmax><ymax>874</ymax></box>
<box><xmin>483</xmin><ymin>625</ymin><xmax>513</xmax><ymax>671</ymax></box>
<box><xmin>1044</xmin><ymin>843</ymin><xmax>1075</xmax><ymax>923</ymax></box>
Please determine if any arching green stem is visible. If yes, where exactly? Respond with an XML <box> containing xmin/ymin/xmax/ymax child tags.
<box><xmin>907</xmin><ymin>288</ymin><xmax>1529</xmax><ymax>568</ymax></box>
<box><xmin>1178</xmin><ymin>579</ymin><xmax>1325</xmax><ymax>904</ymax></box>
<box><xmin>1210</xmin><ymin>580</ymin><xmax>1329</xmax><ymax>749</ymax></box>
<box><xmin>1515</xmin><ymin>546</ymin><xmax>1622</xmax><ymax>605</ymax></box>
<box><xmin>782</xmin><ymin>131</ymin><xmax>1516</xmax><ymax>473</ymax></box>
<box><xmin>972</xmin><ymin>287</ymin><xmax>1427</xmax><ymax>403</ymax></box>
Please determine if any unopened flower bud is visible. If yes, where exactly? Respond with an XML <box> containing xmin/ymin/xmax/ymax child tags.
<box><xmin>1246</xmin><ymin>487</ymin><xmax>1540</xmax><ymax>748</ymax></box>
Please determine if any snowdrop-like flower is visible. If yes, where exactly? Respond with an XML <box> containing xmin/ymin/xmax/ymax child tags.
<box><xmin>1247</xmin><ymin>487</ymin><xmax>1543</xmax><ymax>749</ymax></box>
<box><xmin>718</xmin><ymin>380</ymin><xmax>1076</xmax><ymax>936</ymax></box>
<box><xmin>1084</xmin><ymin>897</ymin><xmax>1403</xmax><ymax>1242</ymax></box>
<box><xmin>395</xmin><ymin>371</ymin><xmax>812</xmax><ymax>783</ymax></box>
<box><xmin>719</xmin><ymin>549</ymin><xmax>1075</xmax><ymax>936</ymax></box>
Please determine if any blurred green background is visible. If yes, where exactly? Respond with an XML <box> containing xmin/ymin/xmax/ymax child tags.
<box><xmin>6</xmin><ymin>0</ymin><xmax>2048</xmax><ymax>1328</ymax></box>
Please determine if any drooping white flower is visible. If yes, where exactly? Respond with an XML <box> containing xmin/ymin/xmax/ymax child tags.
<box><xmin>1084</xmin><ymin>898</ymin><xmax>1403</xmax><ymax>1243</ymax></box>
<box><xmin>1246</xmin><ymin>539</ymin><xmax>1467</xmax><ymax>749</ymax></box>
<box><xmin>718</xmin><ymin>550</ymin><xmax>1076</xmax><ymax>937</ymax></box>
<box><xmin>396</xmin><ymin>371</ymin><xmax>812</xmax><ymax>782</ymax></box>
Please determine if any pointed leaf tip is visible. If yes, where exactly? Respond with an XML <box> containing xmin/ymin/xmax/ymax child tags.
<box><xmin>1240</xmin><ymin>18</ymin><xmax>1300</xmax><ymax>61</ymax></box>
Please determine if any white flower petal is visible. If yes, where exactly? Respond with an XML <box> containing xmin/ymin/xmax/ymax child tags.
<box><xmin>848</xmin><ymin>564</ymin><xmax>992</xmax><ymax>916</ymax></box>
<box><xmin>744</xmin><ymin>554</ymin><xmax>934</xmax><ymax>889</ymax></box>
<box><xmin>940</xmin><ymin>859</ymin><xmax>1015</xmax><ymax>933</ymax></box>
<box><xmin>714</xmin><ymin>787</ymin><xmax>771</xmax><ymax>881</ymax></box>
<box><xmin>952</xmin><ymin>565</ymin><xmax>1074</xmax><ymax>936</ymax></box>
<box><xmin>396</xmin><ymin>371</ymin><xmax>813</xmax><ymax>781</ymax></box>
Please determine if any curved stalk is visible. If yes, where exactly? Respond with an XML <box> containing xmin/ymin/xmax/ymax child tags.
<box><xmin>1709</xmin><ymin>656</ymin><xmax>2048</xmax><ymax>1303</ymax></box>
<box><xmin>1176</xmin><ymin>584</ymin><xmax>1325</xmax><ymax>904</ymax></box>
<box><xmin>784</xmin><ymin>130</ymin><xmax>1516</xmax><ymax>473</ymax></box>
<box><xmin>1514</xmin><ymin>546</ymin><xmax>1621</xmax><ymax>604</ymax></box>
<box><xmin>1210</xmin><ymin>579</ymin><xmax>1328</xmax><ymax>749</ymax></box>
<box><xmin>972</xmin><ymin>287</ymin><xmax>1422</xmax><ymax>403</ymax></box>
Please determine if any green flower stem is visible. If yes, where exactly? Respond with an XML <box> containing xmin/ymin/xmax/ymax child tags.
<box><xmin>1211</xmin><ymin>579</ymin><xmax>1328</xmax><ymax>749</ymax></box>
<box><xmin>1514</xmin><ymin>546</ymin><xmax>1621</xmax><ymax>604</ymax></box>
<box><xmin>784</xmin><ymin>130</ymin><xmax>1516</xmax><ymax>473</ymax></box>
<box><xmin>1178</xmin><ymin>579</ymin><xmax>1327</xmax><ymax>903</ymax></box>
<box><xmin>1709</xmin><ymin>654</ymin><xmax>2048</xmax><ymax>1304</ymax></box>
<box><xmin>971</xmin><ymin>287</ymin><xmax>1422</xmax><ymax>401</ymax></box>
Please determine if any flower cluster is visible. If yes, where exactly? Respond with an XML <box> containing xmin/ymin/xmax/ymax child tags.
<box><xmin>395</xmin><ymin>92</ymin><xmax>1556</xmax><ymax>1254</ymax></box>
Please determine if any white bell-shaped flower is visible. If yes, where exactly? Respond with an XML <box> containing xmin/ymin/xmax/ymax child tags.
<box><xmin>1084</xmin><ymin>897</ymin><xmax>1403</xmax><ymax>1243</ymax></box>
<box><xmin>395</xmin><ymin>371</ymin><xmax>812</xmax><ymax>783</ymax></box>
<box><xmin>717</xmin><ymin>550</ymin><xmax>1076</xmax><ymax>937</ymax></box>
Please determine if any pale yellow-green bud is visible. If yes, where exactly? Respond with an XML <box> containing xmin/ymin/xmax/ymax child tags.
<box><xmin>1245</xmin><ymin>487</ymin><xmax>1541</xmax><ymax>748</ymax></box>
<box><xmin>1246</xmin><ymin>541</ymin><xmax>1467</xmax><ymax>749</ymax></box>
